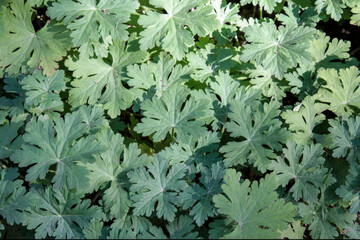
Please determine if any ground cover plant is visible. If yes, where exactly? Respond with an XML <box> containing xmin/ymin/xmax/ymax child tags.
<box><xmin>0</xmin><ymin>0</ymin><xmax>360</xmax><ymax>239</ymax></box>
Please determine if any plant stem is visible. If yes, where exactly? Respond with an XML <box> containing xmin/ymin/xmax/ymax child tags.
<box><xmin>259</xmin><ymin>7</ymin><xmax>263</xmax><ymax>20</ymax></box>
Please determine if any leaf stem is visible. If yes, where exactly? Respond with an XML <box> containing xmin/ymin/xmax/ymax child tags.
<box><xmin>91</xmin><ymin>190</ymin><xmax>104</xmax><ymax>205</ymax></box>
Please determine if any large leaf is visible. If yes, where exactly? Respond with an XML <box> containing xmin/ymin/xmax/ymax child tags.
<box><xmin>66</xmin><ymin>34</ymin><xmax>148</xmax><ymax>118</ymax></box>
<box><xmin>240</xmin><ymin>22</ymin><xmax>315</xmax><ymax>79</ymax></box>
<box><xmin>220</xmin><ymin>100</ymin><xmax>287</xmax><ymax>172</ymax></box>
<box><xmin>315</xmin><ymin>66</ymin><xmax>360</xmax><ymax>117</ymax></box>
<box><xmin>0</xmin><ymin>0</ymin><xmax>71</xmax><ymax>76</ymax></box>
<box><xmin>134</xmin><ymin>85</ymin><xmax>208</xmax><ymax>143</ymax></box>
<box><xmin>11</xmin><ymin>108</ymin><xmax>105</xmax><ymax>190</ymax></box>
<box><xmin>213</xmin><ymin>170</ymin><xmax>296</xmax><ymax>239</ymax></box>
<box><xmin>22</xmin><ymin>185</ymin><xmax>103</xmax><ymax>239</ymax></box>
<box><xmin>47</xmin><ymin>0</ymin><xmax>139</xmax><ymax>57</ymax></box>
<box><xmin>138</xmin><ymin>0</ymin><xmax>220</xmax><ymax>59</ymax></box>
<box><xmin>128</xmin><ymin>155</ymin><xmax>188</xmax><ymax>221</ymax></box>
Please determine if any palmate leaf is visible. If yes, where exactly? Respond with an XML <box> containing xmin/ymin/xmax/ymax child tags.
<box><xmin>0</xmin><ymin>115</ymin><xmax>25</xmax><ymax>159</ymax></box>
<box><xmin>315</xmin><ymin>66</ymin><xmax>360</xmax><ymax>117</ymax></box>
<box><xmin>22</xmin><ymin>184</ymin><xmax>103</xmax><ymax>239</ymax></box>
<box><xmin>240</xmin><ymin>21</ymin><xmax>315</xmax><ymax>79</ymax></box>
<box><xmin>351</xmin><ymin>5</ymin><xmax>360</xmax><ymax>26</ymax></box>
<box><xmin>11</xmin><ymin>107</ymin><xmax>106</xmax><ymax>190</ymax></box>
<box><xmin>281</xmin><ymin>97</ymin><xmax>327</xmax><ymax>145</ymax></box>
<box><xmin>269</xmin><ymin>142</ymin><xmax>335</xmax><ymax>202</ymax></box>
<box><xmin>0</xmin><ymin>0</ymin><xmax>71</xmax><ymax>76</ymax></box>
<box><xmin>128</xmin><ymin>155</ymin><xmax>188</xmax><ymax>222</ymax></box>
<box><xmin>279</xmin><ymin>221</ymin><xmax>305</xmax><ymax>239</ymax></box>
<box><xmin>159</xmin><ymin>131</ymin><xmax>221</xmax><ymax>169</ymax></box>
<box><xmin>329</xmin><ymin>116</ymin><xmax>360</xmax><ymax>163</ymax></box>
<box><xmin>127</xmin><ymin>52</ymin><xmax>192</xmax><ymax>106</ymax></box>
<box><xmin>186</xmin><ymin>44</ymin><xmax>235</xmax><ymax>82</ymax></box>
<box><xmin>240</xmin><ymin>0</ymin><xmax>282</xmax><ymax>13</ymax></box>
<box><xmin>213</xmin><ymin>170</ymin><xmax>296</xmax><ymax>239</ymax></box>
<box><xmin>47</xmin><ymin>0</ymin><xmax>139</xmax><ymax>57</ymax></box>
<box><xmin>315</xmin><ymin>0</ymin><xmax>345</xmax><ymax>21</ymax></box>
<box><xmin>336</xmin><ymin>163</ymin><xmax>360</xmax><ymax>214</ymax></box>
<box><xmin>21</xmin><ymin>70</ymin><xmax>66</xmax><ymax>117</ymax></box>
<box><xmin>82</xmin><ymin>129</ymin><xmax>151</xmax><ymax>219</ymax></box>
<box><xmin>181</xmin><ymin>162</ymin><xmax>225</xmax><ymax>226</ymax></box>
<box><xmin>66</xmin><ymin>34</ymin><xmax>148</xmax><ymax>118</ymax></box>
<box><xmin>298</xmin><ymin>201</ymin><xmax>356</xmax><ymax>239</ymax></box>
<box><xmin>220</xmin><ymin>100</ymin><xmax>287</xmax><ymax>172</ymax></box>
<box><xmin>134</xmin><ymin>84</ymin><xmax>208</xmax><ymax>143</ymax></box>
<box><xmin>0</xmin><ymin>168</ymin><xmax>35</xmax><ymax>232</ymax></box>
<box><xmin>138</xmin><ymin>0</ymin><xmax>220</xmax><ymax>60</ymax></box>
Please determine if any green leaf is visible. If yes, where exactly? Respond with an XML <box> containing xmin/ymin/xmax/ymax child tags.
<box><xmin>166</xmin><ymin>215</ymin><xmax>199</xmax><ymax>239</ymax></box>
<box><xmin>281</xmin><ymin>97</ymin><xmax>327</xmax><ymax>145</ymax></box>
<box><xmin>181</xmin><ymin>162</ymin><xmax>225</xmax><ymax>226</ymax></box>
<box><xmin>209</xmin><ymin>72</ymin><xmax>240</xmax><ymax>107</ymax></box>
<box><xmin>315</xmin><ymin>66</ymin><xmax>360</xmax><ymax>117</ymax></box>
<box><xmin>0</xmin><ymin>0</ymin><xmax>71</xmax><ymax>76</ymax></box>
<box><xmin>240</xmin><ymin>0</ymin><xmax>282</xmax><ymax>13</ymax></box>
<box><xmin>138</xmin><ymin>0</ymin><xmax>220</xmax><ymax>59</ymax></box>
<box><xmin>127</xmin><ymin>52</ymin><xmax>191</xmax><ymax>107</ymax></box>
<box><xmin>128</xmin><ymin>155</ymin><xmax>188</xmax><ymax>221</ymax></box>
<box><xmin>83</xmin><ymin>129</ymin><xmax>151</xmax><ymax>219</ymax></box>
<box><xmin>134</xmin><ymin>85</ymin><xmax>208</xmax><ymax>143</ymax></box>
<box><xmin>0</xmin><ymin>115</ymin><xmax>25</xmax><ymax>159</ymax></box>
<box><xmin>220</xmin><ymin>100</ymin><xmax>287</xmax><ymax>172</ymax></box>
<box><xmin>298</xmin><ymin>202</ymin><xmax>356</xmax><ymax>239</ymax></box>
<box><xmin>211</xmin><ymin>0</ymin><xmax>240</xmax><ymax>26</ymax></box>
<box><xmin>269</xmin><ymin>142</ymin><xmax>335</xmax><ymax>201</ymax></box>
<box><xmin>276</xmin><ymin>3</ymin><xmax>319</xmax><ymax>27</ymax></box>
<box><xmin>47</xmin><ymin>0</ymin><xmax>139</xmax><ymax>57</ymax></box>
<box><xmin>336</xmin><ymin>163</ymin><xmax>360</xmax><ymax>214</ymax></box>
<box><xmin>187</xmin><ymin>44</ymin><xmax>235</xmax><ymax>82</ymax></box>
<box><xmin>159</xmin><ymin>131</ymin><xmax>221</xmax><ymax>168</ymax></box>
<box><xmin>66</xmin><ymin>34</ymin><xmax>148</xmax><ymax>118</ymax></box>
<box><xmin>278</xmin><ymin>221</ymin><xmax>305</xmax><ymax>239</ymax></box>
<box><xmin>351</xmin><ymin>5</ymin><xmax>360</xmax><ymax>26</ymax></box>
<box><xmin>23</xmin><ymin>185</ymin><xmax>103</xmax><ymax>239</ymax></box>
<box><xmin>315</xmin><ymin>0</ymin><xmax>345</xmax><ymax>21</ymax></box>
<box><xmin>11</xmin><ymin>110</ymin><xmax>105</xmax><ymax>190</ymax></box>
<box><xmin>329</xmin><ymin>116</ymin><xmax>360</xmax><ymax>163</ymax></box>
<box><xmin>22</xmin><ymin>70</ymin><xmax>66</xmax><ymax>117</ymax></box>
<box><xmin>213</xmin><ymin>170</ymin><xmax>296</xmax><ymax>239</ymax></box>
<box><xmin>0</xmin><ymin>168</ymin><xmax>35</xmax><ymax>227</ymax></box>
<box><xmin>240</xmin><ymin>22</ymin><xmax>315</xmax><ymax>79</ymax></box>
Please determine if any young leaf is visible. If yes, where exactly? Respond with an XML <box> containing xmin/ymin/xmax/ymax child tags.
<box><xmin>213</xmin><ymin>169</ymin><xmax>296</xmax><ymax>239</ymax></box>
<box><xmin>128</xmin><ymin>155</ymin><xmax>188</xmax><ymax>222</ymax></box>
